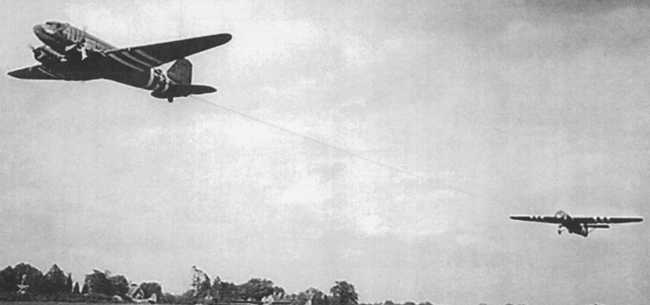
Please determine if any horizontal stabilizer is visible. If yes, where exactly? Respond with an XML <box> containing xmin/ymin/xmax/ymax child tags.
<box><xmin>180</xmin><ymin>84</ymin><xmax>216</xmax><ymax>95</ymax></box>
<box><xmin>151</xmin><ymin>84</ymin><xmax>216</xmax><ymax>99</ymax></box>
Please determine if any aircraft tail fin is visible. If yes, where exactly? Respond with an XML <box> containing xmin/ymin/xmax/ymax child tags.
<box><xmin>167</xmin><ymin>58</ymin><xmax>192</xmax><ymax>84</ymax></box>
<box><xmin>152</xmin><ymin>59</ymin><xmax>217</xmax><ymax>101</ymax></box>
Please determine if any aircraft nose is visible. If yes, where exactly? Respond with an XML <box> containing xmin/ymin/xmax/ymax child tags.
<box><xmin>33</xmin><ymin>24</ymin><xmax>52</xmax><ymax>38</ymax></box>
<box><xmin>35</xmin><ymin>23</ymin><xmax>58</xmax><ymax>35</ymax></box>
<box><xmin>33</xmin><ymin>24</ymin><xmax>57</xmax><ymax>45</ymax></box>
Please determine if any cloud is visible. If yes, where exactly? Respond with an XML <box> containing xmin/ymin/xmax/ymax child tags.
<box><xmin>230</xmin><ymin>19</ymin><xmax>323</xmax><ymax>67</ymax></box>
<box><xmin>276</xmin><ymin>172</ymin><xmax>333</xmax><ymax>212</ymax></box>
<box><xmin>497</xmin><ymin>6</ymin><xmax>650</xmax><ymax>60</ymax></box>
<box><xmin>356</xmin><ymin>214</ymin><xmax>390</xmax><ymax>236</ymax></box>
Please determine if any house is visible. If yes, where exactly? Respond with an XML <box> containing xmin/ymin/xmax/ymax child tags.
<box><xmin>127</xmin><ymin>283</ymin><xmax>157</xmax><ymax>304</ymax></box>
<box><xmin>128</xmin><ymin>283</ymin><xmax>146</xmax><ymax>299</ymax></box>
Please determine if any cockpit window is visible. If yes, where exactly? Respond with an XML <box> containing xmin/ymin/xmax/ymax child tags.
<box><xmin>43</xmin><ymin>21</ymin><xmax>65</xmax><ymax>33</ymax></box>
<box><xmin>45</xmin><ymin>21</ymin><xmax>67</xmax><ymax>28</ymax></box>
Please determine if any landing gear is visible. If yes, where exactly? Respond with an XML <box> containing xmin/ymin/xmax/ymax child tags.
<box><xmin>167</xmin><ymin>97</ymin><xmax>173</xmax><ymax>103</ymax></box>
<box><xmin>557</xmin><ymin>225</ymin><xmax>564</xmax><ymax>235</ymax></box>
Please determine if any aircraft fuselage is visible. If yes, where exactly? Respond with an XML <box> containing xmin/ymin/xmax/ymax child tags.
<box><xmin>32</xmin><ymin>22</ymin><xmax>169</xmax><ymax>91</ymax></box>
<box><xmin>558</xmin><ymin>221</ymin><xmax>589</xmax><ymax>237</ymax></box>
<box><xmin>10</xmin><ymin>21</ymin><xmax>230</xmax><ymax>102</ymax></box>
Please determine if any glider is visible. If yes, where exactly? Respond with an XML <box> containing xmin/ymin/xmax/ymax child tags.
<box><xmin>510</xmin><ymin>210</ymin><xmax>643</xmax><ymax>237</ymax></box>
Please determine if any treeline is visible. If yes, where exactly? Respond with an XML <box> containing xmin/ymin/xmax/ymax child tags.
<box><xmin>0</xmin><ymin>262</ymin><xmax>453</xmax><ymax>305</ymax></box>
<box><xmin>0</xmin><ymin>263</ymin><xmax>161</xmax><ymax>303</ymax></box>
<box><xmin>176</xmin><ymin>267</ymin><xmax>359</xmax><ymax>305</ymax></box>
<box><xmin>1</xmin><ymin>263</ymin><xmax>76</xmax><ymax>301</ymax></box>
<box><xmin>0</xmin><ymin>262</ymin><xmax>362</xmax><ymax>305</ymax></box>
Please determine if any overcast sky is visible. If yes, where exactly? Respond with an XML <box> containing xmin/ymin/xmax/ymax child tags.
<box><xmin>0</xmin><ymin>1</ymin><xmax>648</xmax><ymax>305</ymax></box>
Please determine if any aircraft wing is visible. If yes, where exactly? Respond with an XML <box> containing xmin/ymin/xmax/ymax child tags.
<box><xmin>570</xmin><ymin>216</ymin><xmax>644</xmax><ymax>224</ymax></box>
<box><xmin>7</xmin><ymin>64</ymin><xmax>62</xmax><ymax>79</ymax></box>
<box><xmin>104</xmin><ymin>33</ymin><xmax>231</xmax><ymax>70</ymax></box>
<box><xmin>509</xmin><ymin>215</ymin><xmax>562</xmax><ymax>223</ymax></box>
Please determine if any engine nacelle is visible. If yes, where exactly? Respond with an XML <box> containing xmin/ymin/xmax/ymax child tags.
<box><xmin>33</xmin><ymin>45</ymin><xmax>65</xmax><ymax>64</ymax></box>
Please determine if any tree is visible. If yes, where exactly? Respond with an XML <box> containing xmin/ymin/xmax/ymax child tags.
<box><xmin>72</xmin><ymin>282</ymin><xmax>80</xmax><ymax>295</ymax></box>
<box><xmin>209</xmin><ymin>277</ymin><xmax>221</xmax><ymax>301</ymax></box>
<box><xmin>81</xmin><ymin>282</ymin><xmax>88</xmax><ymax>294</ymax></box>
<box><xmin>291</xmin><ymin>288</ymin><xmax>328</xmax><ymax>305</ymax></box>
<box><xmin>273</xmin><ymin>286</ymin><xmax>286</xmax><ymax>299</ymax></box>
<box><xmin>238</xmin><ymin>278</ymin><xmax>275</xmax><ymax>301</ymax></box>
<box><xmin>0</xmin><ymin>266</ymin><xmax>17</xmax><ymax>292</ymax></box>
<box><xmin>84</xmin><ymin>270</ymin><xmax>112</xmax><ymax>295</ymax></box>
<box><xmin>65</xmin><ymin>273</ymin><xmax>73</xmax><ymax>293</ymax></box>
<box><xmin>330</xmin><ymin>281</ymin><xmax>358</xmax><ymax>305</ymax></box>
<box><xmin>83</xmin><ymin>270</ymin><xmax>129</xmax><ymax>296</ymax></box>
<box><xmin>159</xmin><ymin>292</ymin><xmax>174</xmax><ymax>304</ymax></box>
<box><xmin>176</xmin><ymin>289</ymin><xmax>198</xmax><ymax>304</ymax></box>
<box><xmin>213</xmin><ymin>280</ymin><xmax>239</xmax><ymax>301</ymax></box>
<box><xmin>290</xmin><ymin>291</ymin><xmax>310</xmax><ymax>305</ymax></box>
<box><xmin>108</xmin><ymin>274</ymin><xmax>129</xmax><ymax>296</ymax></box>
<box><xmin>13</xmin><ymin>263</ymin><xmax>44</xmax><ymax>293</ymax></box>
<box><xmin>191</xmin><ymin>266</ymin><xmax>211</xmax><ymax>300</ymax></box>
<box><xmin>404</xmin><ymin>302</ymin><xmax>416</xmax><ymax>305</ymax></box>
<box><xmin>42</xmin><ymin>264</ymin><xmax>68</xmax><ymax>295</ymax></box>
<box><xmin>308</xmin><ymin>288</ymin><xmax>329</xmax><ymax>305</ymax></box>
<box><xmin>383</xmin><ymin>301</ymin><xmax>395</xmax><ymax>305</ymax></box>
<box><xmin>140</xmin><ymin>282</ymin><xmax>163</xmax><ymax>299</ymax></box>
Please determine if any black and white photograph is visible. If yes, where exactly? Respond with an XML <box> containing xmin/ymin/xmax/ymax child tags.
<box><xmin>0</xmin><ymin>1</ymin><xmax>647</xmax><ymax>305</ymax></box>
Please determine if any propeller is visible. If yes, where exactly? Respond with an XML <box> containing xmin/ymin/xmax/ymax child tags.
<box><xmin>28</xmin><ymin>44</ymin><xmax>42</xmax><ymax>60</ymax></box>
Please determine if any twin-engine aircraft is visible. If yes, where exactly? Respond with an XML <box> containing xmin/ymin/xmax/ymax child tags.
<box><xmin>510</xmin><ymin>210</ymin><xmax>643</xmax><ymax>237</ymax></box>
<box><xmin>7</xmin><ymin>21</ymin><xmax>231</xmax><ymax>102</ymax></box>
